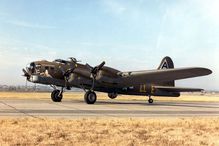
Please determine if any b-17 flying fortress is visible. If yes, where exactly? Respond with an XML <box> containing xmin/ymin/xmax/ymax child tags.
<box><xmin>23</xmin><ymin>56</ymin><xmax>212</xmax><ymax>104</ymax></box>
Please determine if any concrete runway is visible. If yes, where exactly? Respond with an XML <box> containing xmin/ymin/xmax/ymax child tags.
<box><xmin>0</xmin><ymin>99</ymin><xmax>219</xmax><ymax>118</ymax></box>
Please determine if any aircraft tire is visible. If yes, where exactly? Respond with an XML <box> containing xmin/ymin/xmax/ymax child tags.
<box><xmin>108</xmin><ymin>93</ymin><xmax>117</xmax><ymax>99</ymax></box>
<box><xmin>148</xmin><ymin>98</ymin><xmax>153</xmax><ymax>104</ymax></box>
<box><xmin>84</xmin><ymin>91</ymin><xmax>97</xmax><ymax>104</ymax></box>
<box><xmin>51</xmin><ymin>90</ymin><xmax>63</xmax><ymax>102</ymax></box>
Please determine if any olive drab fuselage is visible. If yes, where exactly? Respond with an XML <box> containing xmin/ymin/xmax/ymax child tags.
<box><xmin>23</xmin><ymin>57</ymin><xmax>212</xmax><ymax>104</ymax></box>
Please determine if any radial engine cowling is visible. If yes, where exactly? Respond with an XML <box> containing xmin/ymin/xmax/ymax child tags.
<box><xmin>67</xmin><ymin>73</ymin><xmax>80</xmax><ymax>83</ymax></box>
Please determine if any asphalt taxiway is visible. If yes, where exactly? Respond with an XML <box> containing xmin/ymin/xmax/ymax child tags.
<box><xmin>0</xmin><ymin>99</ymin><xmax>219</xmax><ymax>118</ymax></box>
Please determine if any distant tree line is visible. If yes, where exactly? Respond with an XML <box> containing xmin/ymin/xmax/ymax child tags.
<box><xmin>0</xmin><ymin>85</ymin><xmax>52</xmax><ymax>92</ymax></box>
<box><xmin>0</xmin><ymin>85</ymin><xmax>82</xmax><ymax>92</ymax></box>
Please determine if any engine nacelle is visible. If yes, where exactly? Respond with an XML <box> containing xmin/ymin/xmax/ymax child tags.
<box><xmin>68</xmin><ymin>73</ymin><xmax>87</xmax><ymax>84</ymax></box>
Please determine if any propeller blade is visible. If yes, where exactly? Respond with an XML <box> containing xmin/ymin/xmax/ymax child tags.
<box><xmin>91</xmin><ymin>61</ymin><xmax>105</xmax><ymax>74</ymax></box>
<box><xmin>97</xmin><ymin>61</ymin><xmax>105</xmax><ymax>70</ymax></box>
<box><xmin>22</xmin><ymin>69</ymin><xmax>30</xmax><ymax>77</ymax></box>
<box><xmin>63</xmin><ymin>68</ymin><xmax>76</xmax><ymax>87</ymax></box>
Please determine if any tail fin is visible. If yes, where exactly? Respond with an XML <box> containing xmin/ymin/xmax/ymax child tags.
<box><xmin>158</xmin><ymin>56</ymin><xmax>175</xmax><ymax>86</ymax></box>
<box><xmin>158</xmin><ymin>56</ymin><xmax>174</xmax><ymax>69</ymax></box>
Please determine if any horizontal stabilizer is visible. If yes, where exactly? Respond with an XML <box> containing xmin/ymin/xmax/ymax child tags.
<box><xmin>154</xmin><ymin>86</ymin><xmax>203</xmax><ymax>92</ymax></box>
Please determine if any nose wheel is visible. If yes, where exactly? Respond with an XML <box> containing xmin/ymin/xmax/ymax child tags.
<box><xmin>51</xmin><ymin>90</ymin><xmax>63</xmax><ymax>102</ymax></box>
<box><xmin>84</xmin><ymin>91</ymin><xmax>97</xmax><ymax>104</ymax></box>
<box><xmin>148</xmin><ymin>96</ymin><xmax>154</xmax><ymax>104</ymax></box>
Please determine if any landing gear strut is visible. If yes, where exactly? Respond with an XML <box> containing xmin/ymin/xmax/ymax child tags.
<box><xmin>51</xmin><ymin>88</ymin><xmax>63</xmax><ymax>102</ymax></box>
<box><xmin>84</xmin><ymin>91</ymin><xmax>97</xmax><ymax>104</ymax></box>
<box><xmin>148</xmin><ymin>96</ymin><xmax>153</xmax><ymax>104</ymax></box>
<box><xmin>82</xmin><ymin>61</ymin><xmax>105</xmax><ymax>104</ymax></box>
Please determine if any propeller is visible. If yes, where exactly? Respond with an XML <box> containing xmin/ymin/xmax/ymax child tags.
<box><xmin>61</xmin><ymin>58</ymin><xmax>79</xmax><ymax>84</ymax></box>
<box><xmin>22</xmin><ymin>68</ymin><xmax>31</xmax><ymax>80</ymax></box>
<box><xmin>63</xmin><ymin>68</ymin><xmax>75</xmax><ymax>82</ymax></box>
<box><xmin>22</xmin><ymin>68</ymin><xmax>31</xmax><ymax>91</ymax></box>
<box><xmin>91</xmin><ymin>61</ymin><xmax>105</xmax><ymax>75</ymax></box>
<box><xmin>86</xmin><ymin>61</ymin><xmax>105</xmax><ymax>90</ymax></box>
<box><xmin>86</xmin><ymin>61</ymin><xmax>105</xmax><ymax>77</ymax></box>
<box><xmin>60</xmin><ymin>66</ymin><xmax>76</xmax><ymax>89</ymax></box>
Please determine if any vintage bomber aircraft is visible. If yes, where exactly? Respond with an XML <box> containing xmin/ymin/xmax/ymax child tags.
<box><xmin>22</xmin><ymin>57</ymin><xmax>212</xmax><ymax>104</ymax></box>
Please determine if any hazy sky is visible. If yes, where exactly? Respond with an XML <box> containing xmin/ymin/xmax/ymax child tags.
<box><xmin>0</xmin><ymin>0</ymin><xmax>218</xmax><ymax>90</ymax></box>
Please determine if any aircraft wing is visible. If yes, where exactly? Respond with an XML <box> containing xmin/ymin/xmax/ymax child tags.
<box><xmin>119</xmin><ymin>67</ymin><xmax>212</xmax><ymax>86</ymax></box>
<box><xmin>153</xmin><ymin>86</ymin><xmax>203</xmax><ymax>92</ymax></box>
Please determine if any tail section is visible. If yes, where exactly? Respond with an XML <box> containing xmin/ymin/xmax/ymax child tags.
<box><xmin>158</xmin><ymin>56</ymin><xmax>175</xmax><ymax>86</ymax></box>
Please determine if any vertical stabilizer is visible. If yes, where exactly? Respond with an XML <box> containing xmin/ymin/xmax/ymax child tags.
<box><xmin>158</xmin><ymin>56</ymin><xmax>175</xmax><ymax>86</ymax></box>
<box><xmin>158</xmin><ymin>56</ymin><xmax>174</xmax><ymax>69</ymax></box>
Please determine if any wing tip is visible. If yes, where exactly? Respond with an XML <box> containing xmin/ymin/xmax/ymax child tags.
<box><xmin>192</xmin><ymin>67</ymin><xmax>212</xmax><ymax>76</ymax></box>
<box><xmin>202</xmin><ymin>68</ymin><xmax>212</xmax><ymax>75</ymax></box>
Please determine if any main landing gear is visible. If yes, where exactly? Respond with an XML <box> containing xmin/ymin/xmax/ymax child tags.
<box><xmin>51</xmin><ymin>87</ymin><xmax>64</xmax><ymax>102</ymax></box>
<box><xmin>50</xmin><ymin>85</ymin><xmax>98</xmax><ymax>104</ymax></box>
<box><xmin>84</xmin><ymin>90</ymin><xmax>97</xmax><ymax>104</ymax></box>
<box><xmin>148</xmin><ymin>96</ymin><xmax>154</xmax><ymax>104</ymax></box>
